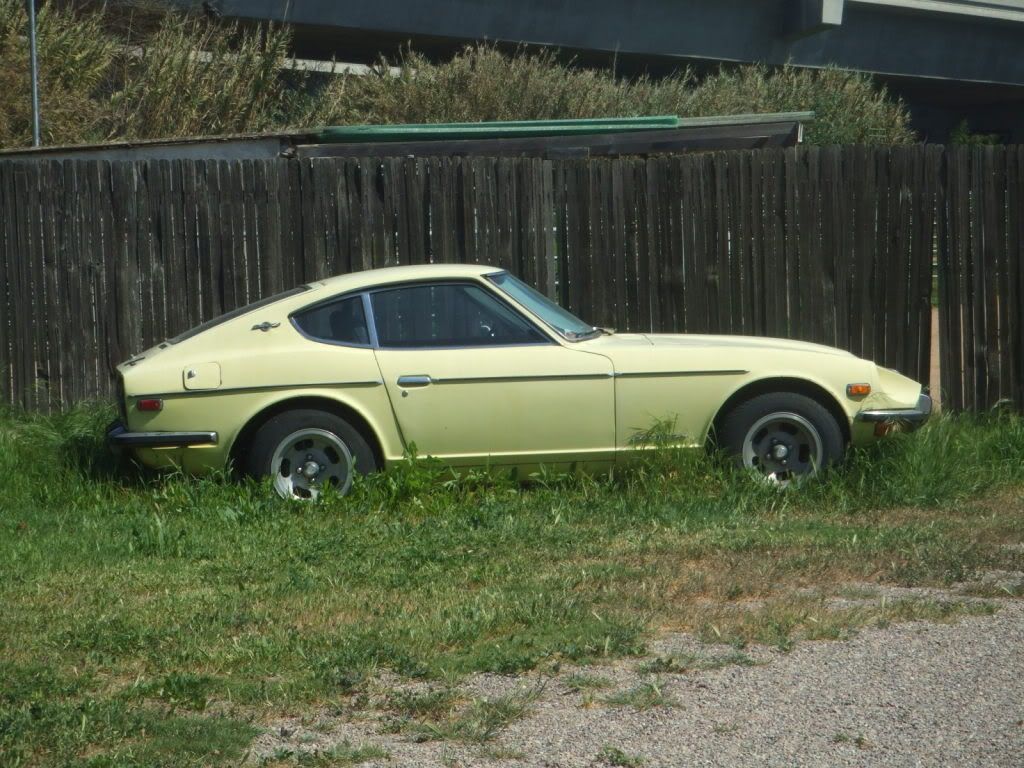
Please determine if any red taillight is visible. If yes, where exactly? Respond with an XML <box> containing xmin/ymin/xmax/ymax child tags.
<box><xmin>136</xmin><ymin>398</ymin><xmax>163</xmax><ymax>412</ymax></box>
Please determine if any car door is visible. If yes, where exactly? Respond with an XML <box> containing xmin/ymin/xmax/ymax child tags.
<box><xmin>370</xmin><ymin>280</ymin><xmax>615</xmax><ymax>466</ymax></box>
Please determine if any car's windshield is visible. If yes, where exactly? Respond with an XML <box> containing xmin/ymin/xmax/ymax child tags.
<box><xmin>487</xmin><ymin>272</ymin><xmax>600</xmax><ymax>341</ymax></box>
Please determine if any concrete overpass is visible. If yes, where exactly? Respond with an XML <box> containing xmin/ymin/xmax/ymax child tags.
<box><xmin>184</xmin><ymin>0</ymin><xmax>1024</xmax><ymax>141</ymax></box>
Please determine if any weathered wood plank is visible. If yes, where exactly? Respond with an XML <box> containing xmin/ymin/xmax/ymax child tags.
<box><xmin>950</xmin><ymin>147</ymin><xmax>971</xmax><ymax>411</ymax></box>
<box><xmin>746</xmin><ymin>151</ymin><xmax>764</xmax><ymax>336</ymax></box>
<box><xmin>1007</xmin><ymin>147</ymin><xmax>1023</xmax><ymax>408</ymax></box>
<box><xmin>39</xmin><ymin>162</ymin><xmax>63</xmax><ymax>408</ymax></box>
<box><xmin>967</xmin><ymin>147</ymin><xmax>987</xmax><ymax>410</ymax></box>
<box><xmin>111</xmin><ymin>163</ymin><xmax>143</xmax><ymax>364</ymax></box>
<box><xmin>986</xmin><ymin>147</ymin><xmax>1009</xmax><ymax>406</ymax></box>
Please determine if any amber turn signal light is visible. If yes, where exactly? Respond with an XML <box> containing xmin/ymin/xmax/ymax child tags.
<box><xmin>846</xmin><ymin>383</ymin><xmax>871</xmax><ymax>397</ymax></box>
<box><xmin>136</xmin><ymin>398</ymin><xmax>163</xmax><ymax>412</ymax></box>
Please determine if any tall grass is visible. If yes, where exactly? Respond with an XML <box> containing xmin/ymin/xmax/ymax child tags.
<box><xmin>0</xmin><ymin>2</ymin><xmax>914</xmax><ymax>148</ymax></box>
<box><xmin>0</xmin><ymin>0</ymin><xmax>115</xmax><ymax>145</ymax></box>
<box><xmin>0</xmin><ymin>1</ymin><xmax>327</xmax><ymax>147</ymax></box>
<box><xmin>0</xmin><ymin>404</ymin><xmax>1022</xmax><ymax>764</ymax></box>
<box><xmin>105</xmin><ymin>15</ymin><xmax>305</xmax><ymax>139</ymax></box>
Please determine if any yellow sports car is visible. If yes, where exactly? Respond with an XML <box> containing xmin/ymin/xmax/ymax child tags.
<box><xmin>108</xmin><ymin>264</ymin><xmax>931</xmax><ymax>498</ymax></box>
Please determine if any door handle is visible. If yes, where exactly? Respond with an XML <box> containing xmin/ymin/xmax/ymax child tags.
<box><xmin>397</xmin><ymin>375</ymin><xmax>432</xmax><ymax>388</ymax></box>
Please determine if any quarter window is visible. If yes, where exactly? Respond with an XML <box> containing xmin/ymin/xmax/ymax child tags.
<box><xmin>293</xmin><ymin>296</ymin><xmax>370</xmax><ymax>346</ymax></box>
<box><xmin>371</xmin><ymin>283</ymin><xmax>547</xmax><ymax>348</ymax></box>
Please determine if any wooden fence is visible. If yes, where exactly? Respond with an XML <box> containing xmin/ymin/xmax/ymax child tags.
<box><xmin>0</xmin><ymin>146</ymin><xmax>1013</xmax><ymax>414</ymax></box>
<box><xmin>939</xmin><ymin>146</ymin><xmax>1024</xmax><ymax>413</ymax></box>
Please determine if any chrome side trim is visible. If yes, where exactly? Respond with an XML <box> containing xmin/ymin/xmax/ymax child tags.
<box><xmin>430</xmin><ymin>372</ymin><xmax>614</xmax><ymax>385</ymax></box>
<box><xmin>612</xmin><ymin>369</ymin><xmax>749</xmax><ymax>379</ymax></box>
<box><xmin>375</xmin><ymin>341</ymin><xmax>554</xmax><ymax>351</ymax></box>
<box><xmin>135</xmin><ymin>380</ymin><xmax>383</xmax><ymax>399</ymax></box>
<box><xmin>419</xmin><ymin>370</ymin><xmax>748</xmax><ymax>385</ymax></box>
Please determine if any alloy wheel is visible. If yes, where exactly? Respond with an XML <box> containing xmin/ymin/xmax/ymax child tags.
<box><xmin>740</xmin><ymin>411</ymin><xmax>824</xmax><ymax>485</ymax></box>
<box><xmin>270</xmin><ymin>428</ymin><xmax>354</xmax><ymax>499</ymax></box>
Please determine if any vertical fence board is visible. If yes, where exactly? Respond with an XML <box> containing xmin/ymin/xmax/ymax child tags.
<box><xmin>23</xmin><ymin>164</ymin><xmax>44</xmax><ymax>410</ymax></box>
<box><xmin>0</xmin><ymin>165</ymin><xmax>14</xmax><ymax>403</ymax></box>
<box><xmin>1008</xmin><ymin>147</ymin><xmax>1023</xmax><ymax>408</ymax></box>
<box><xmin>662</xmin><ymin>159</ymin><xmax>682</xmax><ymax>331</ymax></box>
<box><xmin>40</xmin><ymin>162</ymin><xmax>62</xmax><ymax>409</ymax></box>
<box><xmin>0</xmin><ymin>165</ymin><xmax>9</xmax><ymax>403</ymax></box>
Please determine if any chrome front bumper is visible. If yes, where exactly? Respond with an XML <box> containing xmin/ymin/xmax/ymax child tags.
<box><xmin>106</xmin><ymin>421</ymin><xmax>218</xmax><ymax>449</ymax></box>
<box><xmin>855</xmin><ymin>393</ymin><xmax>933</xmax><ymax>429</ymax></box>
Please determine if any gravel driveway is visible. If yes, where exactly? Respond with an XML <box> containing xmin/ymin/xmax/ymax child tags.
<box><xmin>253</xmin><ymin>584</ymin><xmax>1024</xmax><ymax>767</ymax></box>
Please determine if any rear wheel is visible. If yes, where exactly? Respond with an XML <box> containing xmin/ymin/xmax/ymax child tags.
<box><xmin>718</xmin><ymin>392</ymin><xmax>845</xmax><ymax>485</ymax></box>
<box><xmin>246</xmin><ymin>409</ymin><xmax>378</xmax><ymax>499</ymax></box>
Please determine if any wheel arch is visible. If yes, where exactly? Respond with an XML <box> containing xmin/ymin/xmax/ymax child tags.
<box><xmin>228</xmin><ymin>395</ymin><xmax>386</xmax><ymax>474</ymax></box>
<box><xmin>707</xmin><ymin>376</ymin><xmax>852</xmax><ymax>449</ymax></box>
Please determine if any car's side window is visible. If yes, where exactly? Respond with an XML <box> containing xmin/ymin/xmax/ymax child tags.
<box><xmin>293</xmin><ymin>295</ymin><xmax>370</xmax><ymax>346</ymax></box>
<box><xmin>371</xmin><ymin>283</ymin><xmax>547</xmax><ymax>348</ymax></box>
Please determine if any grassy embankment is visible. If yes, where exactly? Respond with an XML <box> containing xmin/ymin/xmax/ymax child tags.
<box><xmin>1</xmin><ymin>405</ymin><xmax>1022</xmax><ymax>766</ymax></box>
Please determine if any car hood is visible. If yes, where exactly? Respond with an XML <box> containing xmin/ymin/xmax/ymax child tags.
<box><xmin>576</xmin><ymin>332</ymin><xmax>863</xmax><ymax>378</ymax></box>
<box><xmin>641</xmin><ymin>333</ymin><xmax>854</xmax><ymax>357</ymax></box>
<box><xmin>581</xmin><ymin>332</ymin><xmax>853</xmax><ymax>356</ymax></box>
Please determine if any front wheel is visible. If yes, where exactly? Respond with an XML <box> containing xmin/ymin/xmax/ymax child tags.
<box><xmin>717</xmin><ymin>392</ymin><xmax>845</xmax><ymax>485</ymax></box>
<box><xmin>246</xmin><ymin>409</ymin><xmax>378</xmax><ymax>499</ymax></box>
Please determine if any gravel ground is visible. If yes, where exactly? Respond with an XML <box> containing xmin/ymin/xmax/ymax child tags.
<box><xmin>251</xmin><ymin>583</ymin><xmax>1024</xmax><ymax>768</ymax></box>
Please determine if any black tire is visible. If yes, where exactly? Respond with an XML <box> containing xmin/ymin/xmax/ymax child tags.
<box><xmin>717</xmin><ymin>392</ymin><xmax>845</xmax><ymax>482</ymax></box>
<box><xmin>246</xmin><ymin>409</ymin><xmax>378</xmax><ymax>498</ymax></box>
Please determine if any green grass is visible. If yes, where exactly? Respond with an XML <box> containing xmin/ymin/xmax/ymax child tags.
<box><xmin>692</xmin><ymin>596</ymin><xmax>997</xmax><ymax>650</ymax></box>
<box><xmin>602</xmin><ymin>682</ymin><xmax>678</xmax><ymax>711</ymax></box>
<box><xmin>262</xmin><ymin>741</ymin><xmax>389</xmax><ymax>766</ymax></box>
<box><xmin>637</xmin><ymin>651</ymin><xmax>756</xmax><ymax>674</ymax></box>
<box><xmin>563</xmin><ymin>673</ymin><xmax>615</xmax><ymax>692</ymax></box>
<box><xmin>1</xmin><ymin>405</ymin><xmax>1023</xmax><ymax>764</ymax></box>
<box><xmin>598</xmin><ymin>745</ymin><xmax>646</xmax><ymax>767</ymax></box>
<box><xmin>385</xmin><ymin>687</ymin><xmax>460</xmax><ymax>722</ymax></box>
<box><xmin>389</xmin><ymin>687</ymin><xmax>540</xmax><ymax>744</ymax></box>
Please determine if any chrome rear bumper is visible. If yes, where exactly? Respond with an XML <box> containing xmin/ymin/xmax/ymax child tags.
<box><xmin>855</xmin><ymin>393</ymin><xmax>933</xmax><ymax>429</ymax></box>
<box><xmin>106</xmin><ymin>421</ymin><xmax>218</xmax><ymax>448</ymax></box>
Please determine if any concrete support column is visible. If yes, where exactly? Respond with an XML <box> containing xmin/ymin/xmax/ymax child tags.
<box><xmin>790</xmin><ymin>0</ymin><xmax>846</xmax><ymax>38</ymax></box>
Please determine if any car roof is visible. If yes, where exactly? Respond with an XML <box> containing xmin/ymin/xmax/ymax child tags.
<box><xmin>309</xmin><ymin>263</ymin><xmax>502</xmax><ymax>293</ymax></box>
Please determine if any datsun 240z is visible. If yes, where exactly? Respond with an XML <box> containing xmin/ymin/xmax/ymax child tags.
<box><xmin>107</xmin><ymin>264</ymin><xmax>932</xmax><ymax>498</ymax></box>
